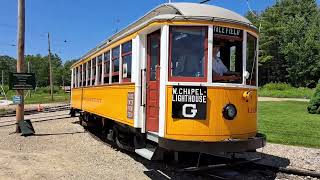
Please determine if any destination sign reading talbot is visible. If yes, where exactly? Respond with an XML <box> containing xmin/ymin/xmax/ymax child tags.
<box><xmin>9</xmin><ymin>73</ymin><xmax>36</xmax><ymax>90</ymax></box>
<box><xmin>213</xmin><ymin>26</ymin><xmax>242</xmax><ymax>37</ymax></box>
<box><xmin>172</xmin><ymin>86</ymin><xmax>207</xmax><ymax>120</ymax></box>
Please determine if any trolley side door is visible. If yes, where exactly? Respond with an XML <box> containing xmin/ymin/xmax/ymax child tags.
<box><xmin>146</xmin><ymin>31</ymin><xmax>161</xmax><ymax>132</ymax></box>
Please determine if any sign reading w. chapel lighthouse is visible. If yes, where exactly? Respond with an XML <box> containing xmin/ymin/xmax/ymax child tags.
<box><xmin>172</xmin><ymin>86</ymin><xmax>207</xmax><ymax>119</ymax></box>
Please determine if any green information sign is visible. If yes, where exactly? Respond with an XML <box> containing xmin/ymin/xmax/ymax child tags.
<box><xmin>9</xmin><ymin>73</ymin><xmax>36</xmax><ymax>90</ymax></box>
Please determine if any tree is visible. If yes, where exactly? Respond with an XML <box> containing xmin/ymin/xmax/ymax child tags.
<box><xmin>0</xmin><ymin>55</ymin><xmax>16</xmax><ymax>85</ymax></box>
<box><xmin>26</xmin><ymin>53</ymin><xmax>64</xmax><ymax>87</ymax></box>
<box><xmin>59</xmin><ymin>59</ymin><xmax>78</xmax><ymax>87</ymax></box>
<box><xmin>247</xmin><ymin>0</ymin><xmax>320</xmax><ymax>87</ymax></box>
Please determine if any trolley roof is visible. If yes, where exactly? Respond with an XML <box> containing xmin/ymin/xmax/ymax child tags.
<box><xmin>73</xmin><ymin>2</ymin><xmax>255</xmax><ymax>67</ymax></box>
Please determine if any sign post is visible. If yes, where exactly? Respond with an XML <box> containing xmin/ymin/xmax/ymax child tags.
<box><xmin>16</xmin><ymin>0</ymin><xmax>25</xmax><ymax>133</ymax></box>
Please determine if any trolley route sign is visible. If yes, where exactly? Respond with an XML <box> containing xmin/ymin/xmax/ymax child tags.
<box><xmin>213</xmin><ymin>26</ymin><xmax>242</xmax><ymax>37</ymax></box>
<box><xmin>172</xmin><ymin>86</ymin><xmax>207</xmax><ymax>120</ymax></box>
<box><xmin>9</xmin><ymin>73</ymin><xmax>36</xmax><ymax>90</ymax></box>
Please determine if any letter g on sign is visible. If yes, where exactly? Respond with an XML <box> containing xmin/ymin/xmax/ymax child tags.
<box><xmin>182</xmin><ymin>104</ymin><xmax>198</xmax><ymax>118</ymax></box>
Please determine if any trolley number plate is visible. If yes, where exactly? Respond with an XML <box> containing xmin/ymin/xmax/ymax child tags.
<box><xmin>172</xmin><ymin>86</ymin><xmax>207</xmax><ymax>120</ymax></box>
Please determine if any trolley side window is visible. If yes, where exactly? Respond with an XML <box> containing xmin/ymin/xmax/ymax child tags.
<box><xmin>246</xmin><ymin>33</ymin><xmax>257</xmax><ymax>86</ymax></box>
<box><xmin>97</xmin><ymin>55</ymin><xmax>102</xmax><ymax>85</ymax></box>
<box><xmin>169</xmin><ymin>26</ymin><xmax>207</xmax><ymax>82</ymax></box>
<box><xmin>112</xmin><ymin>46</ymin><xmax>120</xmax><ymax>83</ymax></box>
<box><xmin>83</xmin><ymin>63</ymin><xmax>86</xmax><ymax>86</ymax></box>
<box><xmin>74</xmin><ymin>67</ymin><xmax>77</xmax><ymax>88</ymax></box>
<box><xmin>212</xmin><ymin>26</ymin><xmax>243</xmax><ymax>83</ymax></box>
<box><xmin>88</xmin><ymin>60</ymin><xmax>91</xmax><ymax>86</ymax></box>
<box><xmin>92</xmin><ymin>58</ymin><xmax>96</xmax><ymax>85</ymax></box>
<box><xmin>104</xmin><ymin>51</ymin><xmax>110</xmax><ymax>84</ymax></box>
<box><xmin>122</xmin><ymin>41</ymin><xmax>132</xmax><ymax>82</ymax></box>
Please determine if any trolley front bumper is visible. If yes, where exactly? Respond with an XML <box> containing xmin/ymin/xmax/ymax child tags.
<box><xmin>159</xmin><ymin>133</ymin><xmax>266</xmax><ymax>154</ymax></box>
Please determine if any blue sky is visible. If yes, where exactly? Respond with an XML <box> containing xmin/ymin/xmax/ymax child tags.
<box><xmin>0</xmin><ymin>0</ymin><xmax>286</xmax><ymax>61</ymax></box>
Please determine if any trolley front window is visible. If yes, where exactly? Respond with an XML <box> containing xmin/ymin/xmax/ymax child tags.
<box><xmin>169</xmin><ymin>26</ymin><xmax>207</xmax><ymax>82</ymax></box>
<box><xmin>246</xmin><ymin>33</ymin><xmax>257</xmax><ymax>86</ymax></box>
<box><xmin>212</xmin><ymin>26</ymin><xmax>243</xmax><ymax>84</ymax></box>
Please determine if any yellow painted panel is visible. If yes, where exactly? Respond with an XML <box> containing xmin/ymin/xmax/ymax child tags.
<box><xmin>165</xmin><ymin>86</ymin><xmax>257</xmax><ymax>142</ymax></box>
<box><xmin>71</xmin><ymin>88</ymin><xmax>82</xmax><ymax>109</ymax></box>
<box><xmin>81</xmin><ymin>84</ymin><xmax>135</xmax><ymax>126</ymax></box>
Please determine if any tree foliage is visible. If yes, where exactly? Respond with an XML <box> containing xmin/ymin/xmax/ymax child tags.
<box><xmin>0</xmin><ymin>54</ymin><xmax>76</xmax><ymax>87</ymax></box>
<box><xmin>0</xmin><ymin>55</ymin><xmax>16</xmax><ymax>85</ymax></box>
<box><xmin>247</xmin><ymin>0</ymin><xmax>320</xmax><ymax>87</ymax></box>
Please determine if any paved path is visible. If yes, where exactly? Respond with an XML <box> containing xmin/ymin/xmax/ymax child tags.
<box><xmin>258</xmin><ymin>97</ymin><xmax>310</xmax><ymax>102</ymax></box>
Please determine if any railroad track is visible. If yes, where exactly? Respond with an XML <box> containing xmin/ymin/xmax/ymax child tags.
<box><xmin>83</xmin><ymin>126</ymin><xmax>320</xmax><ymax>179</ymax></box>
<box><xmin>0</xmin><ymin>104</ymin><xmax>70</xmax><ymax>117</ymax></box>
<box><xmin>180</xmin><ymin>155</ymin><xmax>320</xmax><ymax>179</ymax></box>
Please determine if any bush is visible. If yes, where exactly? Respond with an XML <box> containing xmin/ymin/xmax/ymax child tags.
<box><xmin>262</xmin><ymin>83</ymin><xmax>293</xmax><ymax>91</ymax></box>
<box><xmin>307</xmin><ymin>84</ymin><xmax>320</xmax><ymax>114</ymax></box>
<box><xmin>259</xmin><ymin>83</ymin><xmax>314</xmax><ymax>98</ymax></box>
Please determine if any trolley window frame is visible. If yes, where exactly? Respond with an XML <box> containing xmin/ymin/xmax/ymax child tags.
<box><xmin>111</xmin><ymin>46</ymin><xmax>120</xmax><ymax>83</ymax></box>
<box><xmin>168</xmin><ymin>26</ymin><xmax>208</xmax><ymax>82</ymax></box>
<box><xmin>121</xmin><ymin>40</ymin><xmax>132</xmax><ymax>83</ymax></box>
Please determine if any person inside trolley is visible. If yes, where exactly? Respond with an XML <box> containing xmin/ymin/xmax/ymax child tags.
<box><xmin>212</xmin><ymin>42</ymin><xmax>241</xmax><ymax>82</ymax></box>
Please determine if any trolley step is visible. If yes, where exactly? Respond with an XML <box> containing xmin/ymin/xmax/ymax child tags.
<box><xmin>135</xmin><ymin>146</ymin><xmax>164</xmax><ymax>160</ymax></box>
<box><xmin>135</xmin><ymin>147</ymin><xmax>156</xmax><ymax>160</ymax></box>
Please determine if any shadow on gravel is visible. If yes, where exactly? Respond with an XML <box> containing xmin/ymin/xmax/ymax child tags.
<box><xmin>0</xmin><ymin>116</ymin><xmax>73</xmax><ymax>128</ymax></box>
<box><xmin>32</xmin><ymin>131</ymin><xmax>85</xmax><ymax>137</ymax></box>
<box><xmin>83</xmin><ymin>124</ymin><xmax>291</xmax><ymax>180</ymax></box>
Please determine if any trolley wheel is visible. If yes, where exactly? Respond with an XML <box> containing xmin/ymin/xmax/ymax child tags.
<box><xmin>113</xmin><ymin>127</ymin><xmax>134</xmax><ymax>152</ymax></box>
<box><xmin>70</xmin><ymin>109</ymin><xmax>76</xmax><ymax>117</ymax></box>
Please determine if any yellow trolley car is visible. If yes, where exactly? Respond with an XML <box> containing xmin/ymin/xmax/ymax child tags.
<box><xmin>70</xmin><ymin>2</ymin><xmax>266</xmax><ymax>160</ymax></box>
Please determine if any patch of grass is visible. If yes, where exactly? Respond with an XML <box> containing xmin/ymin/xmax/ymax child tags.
<box><xmin>258</xmin><ymin>101</ymin><xmax>320</xmax><ymax>148</ymax></box>
<box><xmin>258</xmin><ymin>83</ymin><xmax>314</xmax><ymax>98</ymax></box>
<box><xmin>4</xmin><ymin>87</ymin><xmax>70</xmax><ymax>104</ymax></box>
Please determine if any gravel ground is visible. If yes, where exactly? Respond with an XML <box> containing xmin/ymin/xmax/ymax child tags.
<box><xmin>0</xmin><ymin>111</ymin><xmax>319</xmax><ymax>180</ymax></box>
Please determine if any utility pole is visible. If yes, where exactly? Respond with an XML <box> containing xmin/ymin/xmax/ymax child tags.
<box><xmin>16</xmin><ymin>0</ymin><xmax>25</xmax><ymax>133</ymax></box>
<box><xmin>48</xmin><ymin>33</ymin><xmax>53</xmax><ymax>101</ymax></box>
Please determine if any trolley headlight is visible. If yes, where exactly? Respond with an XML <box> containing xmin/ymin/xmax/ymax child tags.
<box><xmin>223</xmin><ymin>104</ymin><xmax>237</xmax><ymax>120</ymax></box>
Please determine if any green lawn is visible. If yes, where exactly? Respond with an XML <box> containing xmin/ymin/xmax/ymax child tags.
<box><xmin>258</xmin><ymin>87</ymin><xmax>314</xmax><ymax>99</ymax></box>
<box><xmin>258</xmin><ymin>101</ymin><xmax>320</xmax><ymax>148</ymax></box>
<box><xmin>1</xmin><ymin>91</ymin><xmax>70</xmax><ymax>104</ymax></box>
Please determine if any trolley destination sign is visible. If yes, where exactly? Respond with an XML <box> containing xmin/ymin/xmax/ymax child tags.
<box><xmin>9</xmin><ymin>73</ymin><xmax>36</xmax><ymax>90</ymax></box>
<box><xmin>172</xmin><ymin>86</ymin><xmax>207</xmax><ymax>120</ymax></box>
<box><xmin>213</xmin><ymin>26</ymin><xmax>242</xmax><ymax>37</ymax></box>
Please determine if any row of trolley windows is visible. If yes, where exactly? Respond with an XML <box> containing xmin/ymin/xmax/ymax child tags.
<box><xmin>73</xmin><ymin>26</ymin><xmax>258</xmax><ymax>87</ymax></box>
<box><xmin>73</xmin><ymin>40</ymin><xmax>132</xmax><ymax>88</ymax></box>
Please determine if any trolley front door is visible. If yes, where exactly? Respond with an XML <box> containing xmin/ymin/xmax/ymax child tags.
<box><xmin>146</xmin><ymin>31</ymin><xmax>160</xmax><ymax>132</ymax></box>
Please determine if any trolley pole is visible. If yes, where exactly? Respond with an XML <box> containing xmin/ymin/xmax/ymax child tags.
<box><xmin>48</xmin><ymin>33</ymin><xmax>53</xmax><ymax>101</ymax></box>
<box><xmin>16</xmin><ymin>0</ymin><xmax>25</xmax><ymax>133</ymax></box>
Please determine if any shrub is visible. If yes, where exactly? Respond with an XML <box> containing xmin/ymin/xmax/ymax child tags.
<box><xmin>262</xmin><ymin>83</ymin><xmax>293</xmax><ymax>91</ymax></box>
<box><xmin>307</xmin><ymin>84</ymin><xmax>320</xmax><ymax>114</ymax></box>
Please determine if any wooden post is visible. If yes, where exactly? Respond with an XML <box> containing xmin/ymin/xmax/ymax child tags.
<box><xmin>48</xmin><ymin>33</ymin><xmax>53</xmax><ymax>101</ymax></box>
<box><xmin>16</xmin><ymin>0</ymin><xmax>25</xmax><ymax>133</ymax></box>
